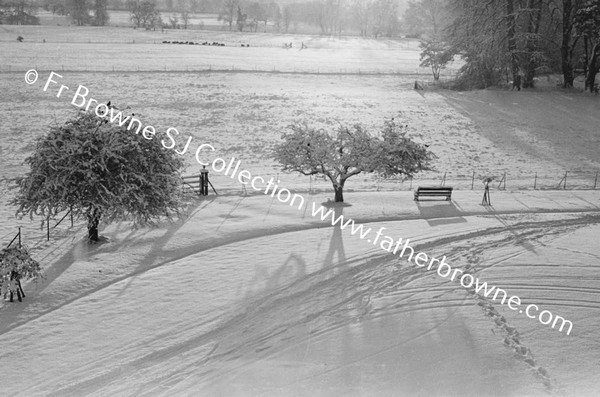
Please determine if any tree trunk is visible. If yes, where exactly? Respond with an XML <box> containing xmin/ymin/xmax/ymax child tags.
<box><xmin>87</xmin><ymin>209</ymin><xmax>100</xmax><ymax>242</ymax></box>
<box><xmin>334</xmin><ymin>185</ymin><xmax>344</xmax><ymax>202</ymax></box>
<box><xmin>586</xmin><ymin>44</ymin><xmax>600</xmax><ymax>93</ymax></box>
<box><xmin>523</xmin><ymin>0</ymin><xmax>543</xmax><ymax>88</ymax></box>
<box><xmin>506</xmin><ymin>0</ymin><xmax>520</xmax><ymax>84</ymax></box>
<box><xmin>561</xmin><ymin>0</ymin><xmax>574</xmax><ymax>88</ymax></box>
<box><xmin>584</xmin><ymin>36</ymin><xmax>589</xmax><ymax>90</ymax></box>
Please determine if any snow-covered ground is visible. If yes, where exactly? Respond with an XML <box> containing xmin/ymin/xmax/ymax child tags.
<box><xmin>0</xmin><ymin>189</ymin><xmax>598</xmax><ymax>396</ymax></box>
<box><xmin>1</xmin><ymin>29</ymin><xmax>600</xmax><ymax>396</ymax></box>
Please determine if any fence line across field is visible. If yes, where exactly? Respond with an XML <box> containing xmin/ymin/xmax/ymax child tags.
<box><xmin>3</xmin><ymin>167</ymin><xmax>598</xmax><ymax>254</ymax></box>
<box><xmin>1</xmin><ymin>65</ymin><xmax>460</xmax><ymax>77</ymax></box>
<box><xmin>189</xmin><ymin>168</ymin><xmax>600</xmax><ymax>197</ymax></box>
<box><xmin>2</xmin><ymin>208</ymin><xmax>84</xmax><ymax>256</ymax></box>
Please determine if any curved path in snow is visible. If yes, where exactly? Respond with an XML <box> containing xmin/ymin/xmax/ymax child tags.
<box><xmin>0</xmin><ymin>190</ymin><xmax>599</xmax><ymax>396</ymax></box>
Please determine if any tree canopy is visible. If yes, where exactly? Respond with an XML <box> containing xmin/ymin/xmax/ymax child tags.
<box><xmin>11</xmin><ymin>110</ymin><xmax>185</xmax><ymax>241</ymax></box>
<box><xmin>128</xmin><ymin>0</ymin><xmax>160</xmax><ymax>29</ymax></box>
<box><xmin>273</xmin><ymin>120</ymin><xmax>434</xmax><ymax>202</ymax></box>
<box><xmin>419</xmin><ymin>35</ymin><xmax>454</xmax><ymax>80</ymax></box>
<box><xmin>438</xmin><ymin>0</ymin><xmax>600</xmax><ymax>91</ymax></box>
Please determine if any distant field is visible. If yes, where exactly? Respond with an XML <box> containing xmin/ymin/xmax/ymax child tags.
<box><xmin>1</xmin><ymin>26</ymin><xmax>598</xmax><ymax>249</ymax></box>
<box><xmin>0</xmin><ymin>27</ymin><xmax>441</xmax><ymax>74</ymax></box>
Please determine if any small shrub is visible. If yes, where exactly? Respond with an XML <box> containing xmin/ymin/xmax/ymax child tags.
<box><xmin>0</xmin><ymin>246</ymin><xmax>43</xmax><ymax>302</ymax></box>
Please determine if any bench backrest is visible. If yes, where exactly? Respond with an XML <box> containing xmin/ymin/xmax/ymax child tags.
<box><xmin>416</xmin><ymin>187</ymin><xmax>453</xmax><ymax>193</ymax></box>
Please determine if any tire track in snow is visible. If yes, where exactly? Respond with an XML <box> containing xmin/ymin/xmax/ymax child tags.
<box><xmin>149</xmin><ymin>215</ymin><xmax>598</xmax><ymax>393</ymax></box>
<box><xmin>4</xmin><ymin>213</ymin><xmax>600</xmax><ymax>395</ymax></box>
<box><xmin>4</xmin><ymin>210</ymin><xmax>597</xmax><ymax>338</ymax></box>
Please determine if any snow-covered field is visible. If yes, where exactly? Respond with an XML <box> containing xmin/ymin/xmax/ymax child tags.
<box><xmin>0</xmin><ymin>29</ymin><xmax>599</xmax><ymax>396</ymax></box>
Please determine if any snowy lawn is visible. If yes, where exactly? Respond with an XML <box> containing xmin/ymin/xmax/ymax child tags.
<box><xmin>0</xmin><ymin>189</ymin><xmax>598</xmax><ymax>396</ymax></box>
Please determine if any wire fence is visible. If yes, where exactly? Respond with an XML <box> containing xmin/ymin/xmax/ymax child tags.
<box><xmin>1</xmin><ymin>208</ymin><xmax>86</xmax><ymax>269</ymax></box>
<box><xmin>190</xmin><ymin>169</ymin><xmax>600</xmax><ymax>197</ymax></box>
<box><xmin>3</xmin><ymin>168</ymin><xmax>597</xmax><ymax>263</ymax></box>
<box><xmin>0</xmin><ymin>64</ymin><xmax>461</xmax><ymax>77</ymax></box>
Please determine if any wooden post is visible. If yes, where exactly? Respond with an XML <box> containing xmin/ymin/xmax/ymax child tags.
<box><xmin>70</xmin><ymin>207</ymin><xmax>74</xmax><ymax>227</ymax></box>
<box><xmin>471</xmin><ymin>170</ymin><xmax>475</xmax><ymax>190</ymax></box>
<box><xmin>498</xmin><ymin>172</ymin><xmax>506</xmax><ymax>190</ymax></box>
<box><xmin>534</xmin><ymin>172</ymin><xmax>537</xmax><ymax>190</ymax></box>
<box><xmin>440</xmin><ymin>171</ymin><xmax>446</xmax><ymax>187</ymax></box>
<box><xmin>18</xmin><ymin>227</ymin><xmax>21</xmax><ymax>247</ymax></box>
<box><xmin>557</xmin><ymin>171</ymin><xmax>567</xmax><ymax>189</ymax></box>
<box><xmin>594</xmin><ymin>171</ymin><xmax>598</xmax><ymax>189</ymax></box>
<box><xmin>47</xmin><ymin>216</ymin><xmax>50</xmax><ymax>241</ymax></box>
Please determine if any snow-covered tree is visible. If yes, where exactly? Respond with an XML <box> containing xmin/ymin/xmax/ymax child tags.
<box><xmin>0</xmin><ymin>245</ymin><xmax>43</xmax><ymax>302</ymax></box>
<box><xmin>419</xmin><ymin>35</ymin><xmax>454</xmax><ymax>80</ymax></box>
<box><xmin>12</xmin><ymin>110</ymin><xmax>185</xmax><ymax>242</ymax></box>
<box><xmin>574</xmin><ymin>0</ymin><xmax>600</xmax><ymax>92</ymax></box>
<box><xmin>273</xmin><ymin>120</ymin><xmax>434</xmax><ymax>203</ymax></box>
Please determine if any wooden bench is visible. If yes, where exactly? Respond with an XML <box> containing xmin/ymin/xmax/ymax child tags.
<box><xmin>414</xmin><ymin>186</ymin><xmax>453</xmax><ymax>201</ymax></box>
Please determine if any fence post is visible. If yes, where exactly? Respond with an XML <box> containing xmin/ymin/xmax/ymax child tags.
<box><xmin>471</xmin><ymin>170</ymin><xmax>475</xmax><ymax>190</ymax></box>
<box><xmin>594</xmin><ymin>171</ymin><xmax>598</xmax><ymax>190</ymax></box>
<box><xmin>18</xmin><ymin>227</ymin><xmax>21</xmax><ymax>247</ymax></box>
<box><xmin>70</xmin><ymin>207</ymin><xmax>74</xmax><ymax>227</ymax></box>
<box><xmin>440</xmin><ymin>171</ymin><xmax>446</xmax><ymax>187</ymax></box>
<box><xmin>498</xmin><ymin>172</ymin><xmax>506</xmax><ymax>190</ymax></box>
<box><xmin>534</xmin><ymin>172</ymin><xmax>537</xmax><ymax>190</ymax></box>
<box><xmin>558</xmin><ymin>171</ymin><xmax>568</xmax><ymax>189</ymax></box>
<box><xmin>47</xmin><ymin>215</ymin><xmax>50</xmax><ymax>241</ymax></box>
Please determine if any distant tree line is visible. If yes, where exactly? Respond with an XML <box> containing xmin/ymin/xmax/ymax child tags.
<box><xmin>5</xmin><ymin>0</ymin><xmax>111</xmax><ymax>26</ymax></box>
<box><xmin>3</xmin><ymin>0</ymin><xmax>403</xmax><ymax>36</ymax></box>
<box><xmin>0</xmin><ymin>0</ymin><xmax>40</xmax><ymax>24</ymax></box>
<box><xmin>406</xmin><ymin>0</ymin><xmax>600</xmax><ymax>92</ymax></box>
<box><xmin>218</xmin><ymin>0</ymin><xmax>401</xmax><ymax>36</ymax></box>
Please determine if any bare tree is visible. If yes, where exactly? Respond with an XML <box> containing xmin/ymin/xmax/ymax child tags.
<box><xmin>353</xmin><ymin>0</ymin><xmax>371</xmax><ymax>37</ymax></box>
<box><xmin>169</xmin><ymin>13</ymin><xmax>178</xmax><ymax>28</ymax></box>
<box><xmin>247</xmin><ymin>1</ymin><xmax>266</xmax><ymax>32</ymax></box>
<box><xmin>236</xmin><ymin>4</ymin><xmax>246</xmax><ymax>31</ymax></box>
<box><xmin>68</xmin><ymin>0</ymin><xmax>91</xmax><ymax>25</ymax></box>
<box><xmin>128</xmin><ymin>0</ymin><xmax>160</xmax><ymax>29</ymax></box>
<box><xmin>180</xmin><ymin>10</ymin><xmax>189</xmax><ymax>28</ymax></box>
<box><xmin>92</xmin><ymin>0</ymin><xmax>109</xmax><ymax>25</ymax></box>
<box><xmin>218</xmin><ymin>0</ymin><xmax>238</xmax><ymax>30</ymax></box>
<box><xmin>1</xmin><ymin>0</ymin><xmax>40</xmax><ymax>25</ymax></box>
<box><xmin>282</xmin><ymin>4</ymin><xmax>292</xmax><ymax>32</ymax></box>
<box><xmin>403</xmin><ymin>0</ymin><xmax>448</xmax><ymax>37</ymax></box>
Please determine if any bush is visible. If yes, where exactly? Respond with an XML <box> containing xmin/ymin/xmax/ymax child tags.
<box><xmin>0</xmin><ymin>246</ymin><xmax>43</xmax><ymax>302</ymax></box>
